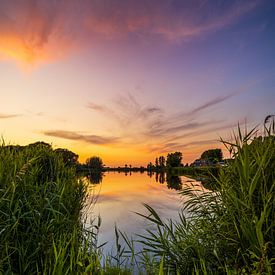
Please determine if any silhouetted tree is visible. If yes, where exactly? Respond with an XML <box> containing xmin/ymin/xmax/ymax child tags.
<box><xmin>147</xmin><ymin>162</ymin><xmax>154</xmax><ymax>171</ymax></box>
<box><xmin>166</xmin><ymin>152</ymin><xmax>182</xmax><ymax>168</ymax></box>
<box><xmin>140</xmin><ymin>166</ymin><xmax>145</xmax><ymax>173</ymax></box>
<box><xmin>86</xmin><ymin>156</ymin><xmax>104</xmax><ymax>172</ymax></box>
<box><xmin>201</xmin><ymin>149</ymin><xmax>223</xmax><ymax>164</ymax></box>
<box><xmin>28</xmin><ymin>141</ymin><xmax>52</xmax><ymax>149</ymax></box>
<box><xmin>159</xmin><ymin>156</ymin><xmax>166</xmax><ymax>168</ymax></box>
<box><xmin>54</xmin><ymin>148</ymin><xmax>79</xmax><ymax>166</ymax></box>
<box><xmin>155</xmin><ymin>158</ymin><xmax>159</xmax><ymax>168</ymax></box>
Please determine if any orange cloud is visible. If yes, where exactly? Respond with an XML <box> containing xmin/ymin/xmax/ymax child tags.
<box><xmin>0</xmin><ymin>0</ymin><xmax>260</xmax><ymax>65</ymax></box>
<box><xmin>0</xmin><ymin>0</ymin><xmax>76</xmax><ymax>65</ymax></box>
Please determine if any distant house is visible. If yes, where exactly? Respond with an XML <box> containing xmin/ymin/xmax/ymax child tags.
<box><xmin>191</xmin><ymin>159</ymin><xmax>213</xmax><ymax>167</ymax></box>
<box><xmin>192</xmin><ymin>159</ymin><xmax>202</xmax><ymax>167</ymax></box>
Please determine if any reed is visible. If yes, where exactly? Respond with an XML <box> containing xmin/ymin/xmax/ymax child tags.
<box><xmin>0</xmin><ymin>143</ymin><xmax>130</xmax><ymax>274</ymax></box>
<box><xmin>1</xmin><ymin>116</ymin><xmax>274</xmax><ymax>274</ymax></box>
<box><xmin>137</xmin><ymin>117</ymin><xmax>275</xmax><ymax>274</ymax></box>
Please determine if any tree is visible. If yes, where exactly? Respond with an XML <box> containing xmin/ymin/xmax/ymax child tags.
<box><xmin>86</xmin><ymin>156</ymin><xmax>104</xmax><ymax>171</ymax></box>
<box><xmin>159</xmin><ymin>156</ymin><xmax>166</xmax><ymax>168</ymax></box>
<box><xmin>147</xmin><ymin>162</ymin><xmax>154</xmax><ymax>171</ymax></box>
<box><xmin>28</xmin><ymin>141</ymin><xmax>52</xmax><ymax>149</ymax></box>
<box><xmin>166</xmin><ymin>152</ymin><xmax>182</xmax><ymax>168</ymax></box>
<box><xmin>155</xmin><ymin>158</ymin><xmax>159</xmax><ymax>168</ymax></box>
<box><xmin>54</xmin><ymin>148</ymin><xmax>79</xmax><ymax>166</ymax></box>
<box><xmin>200</xmin><ymin>149</ymin><xmax>223</xmax><ymax>164</ymax></box>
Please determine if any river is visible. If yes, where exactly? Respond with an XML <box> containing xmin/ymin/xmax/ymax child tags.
<box><xmin>83</xmin><ymin>171</ymin><xmax>201</xmax><ymax>257</ymax></box>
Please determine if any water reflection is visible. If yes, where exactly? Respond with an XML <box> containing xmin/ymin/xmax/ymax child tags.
<box><xmin>155</xmin><ymin>172</ymin><xmax>165</xmax><ymax>184</ymax></box>
<box><xmin>166</xmin><ymin>174</ymin><xmax>182</xmax><ymax>190</ymax></box>
<box><xmin>155</xmin><ymin>172</ymin><xmax>182</xmax><ymax>190</ymax></box>
<box><xmin>84</xmin><ymin>172</ymin><xmax>200</xmax><ymax>255</ymax></box>
<box><xmin>84</xmin><ymin>171</ymin><xmax>183</xmax><ymax>191</ymax></box>
<box><xmin>85</xmin><ymin>172</ymin><xmax>103</xmax><ymax>184</ymax></box>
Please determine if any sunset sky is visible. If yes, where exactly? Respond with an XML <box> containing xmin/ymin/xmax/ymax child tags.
<box><xmin>0</xmin><ymin>0</ymin><xmax>274</xmax><ymax>166</ymax></box>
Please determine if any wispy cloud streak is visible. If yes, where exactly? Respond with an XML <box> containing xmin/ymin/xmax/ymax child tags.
<box><xmin>44</xmin><ymin>130</ymin><xmax>119</xmax><ymax>145</ymax></box>
<box><xmin>86</xmin><ymin>91</ymin><xmax>238</xmax><ymax>153</ymax></box>
<box><xmin>149</xmin><ymin>139</ymin><xmax>218</xmax><ymax>153</ymax></box>
<box><xmin>188</xmin><ymin>94</ymin><xmax>235</xmax><ymax>116</ymax></box>
<box><xmin>0</xmin><ymin>113</ymin><xmax>20</xmax><ymax>119</ymax></box>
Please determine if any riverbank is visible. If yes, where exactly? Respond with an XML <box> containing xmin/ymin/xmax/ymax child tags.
<box><xmin>0</xmin><ymin>143</ymin><xmax>130</xmax><ymax>274</ymax></box>
<box><xmin>0</xmin><ymin>122</ymin><xmax>274</xmax><ymax>274</ymax></box>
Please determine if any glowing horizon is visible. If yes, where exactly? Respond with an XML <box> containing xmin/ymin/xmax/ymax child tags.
<box><xmin>0</xmin><ymin>0</ymin><xmax>274</xmax><ymax>166</ymax></box>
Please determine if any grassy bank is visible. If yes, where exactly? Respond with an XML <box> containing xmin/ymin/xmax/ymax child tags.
<box><xmin>1</xmin><ymin>119</ymin><xmax>274</xmax><ymax>274</ymax></box>
<box><xmin>135</xmin><ymin>122</ymin><xmax>275</xmax><ymax>274</ymax></box>
<box><xmin>0</xmin><ymin>143</ymin><xmax>130</xmax><ymax>274</ymax></box>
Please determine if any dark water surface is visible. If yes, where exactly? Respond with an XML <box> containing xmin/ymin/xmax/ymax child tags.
<box><xmin>83</xmin><ymin>172</ymin><xmax>201</xmax><ymax>255</ymax></box>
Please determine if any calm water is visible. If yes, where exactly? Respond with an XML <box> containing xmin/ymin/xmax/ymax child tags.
<box><xmin>83</xmin><ymin>172</ymin><xmax>201</xmax><ymax>254</ymax></box>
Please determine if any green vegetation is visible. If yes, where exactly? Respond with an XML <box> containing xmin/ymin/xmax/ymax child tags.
<box><xmin>155</xmin><ymin>156</ymin><xmax>166</xmax><ymax>171</ymax></box>
<box><xmin>135</xmin><ymin>119</ymin><xmax>275</xmax><ymax>274</ymax></box>
<box><xmin>1</xmin><ymin>117</ymin><xmax>274</xmax><ymax>274</ymax></box>
<box><xmin>166</xmin><ymin>152</ymin><xmax>183</xmax><ymax>169</ymax></box>
<box><xmin>0</xmin><ymin>143</ymin><xmax>129</xmax><ymax>274</ymax></box>
<box><xmin>200</xmin><ymin>148</ymin><xmax>223</xmax><ymax>165</ymax></box>
<box><xmin>54</xmin><ymin>148</ymin><xmax>79</xmax><ymax>166</ymax></box>
<box><xmin>86</xmin><ymin>156</ymin><xmax>104</xmax><ymax>172</ymax></box>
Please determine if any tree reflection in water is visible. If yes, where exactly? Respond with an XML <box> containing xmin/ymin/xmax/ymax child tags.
<box><xmin>147</xmin><ymin>170</ymin><xmax>154</xmax><ymax>178</ymax></box>
<box><xmin>85</xmin><ymin>171</ymin><xmax>182</xmax><ymax>190</ymax></box>
<box><xmin>86</xmin><ymin>172</ymin><xmax>103</xmax><ymax>184</ymax></box>
<box><xmin>166</xmin><ymin>174</ymin><xmax>182</xmax><ymax>190</ymax></box>
<box><xmin>155</xmin><ymin>172</ymin><xmax>182</xmax><ymax>190</ymax></box>
<box><xmin>155</xmin><ymin>172</ymin><xmax>165</xmax><ymax>184</ymax></box>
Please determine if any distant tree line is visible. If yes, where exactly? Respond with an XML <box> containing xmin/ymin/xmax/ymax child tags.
<box><xmin>147</xmin><ymin>152</ymin><xmax>183</xmax><ymax>171</ymax></box>
<box><xmin>147</xmin><ymin>148</ymin><xmax>224</xmax><ymax>171</ymax></box>
<box><xmin>4</xmin><ymin>142</ymin><xmax>224</xmax><ymax>177</ymax></box>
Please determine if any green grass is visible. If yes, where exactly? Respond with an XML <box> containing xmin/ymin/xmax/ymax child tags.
<box><xmin>1</xmin><ymin>117</ymin><xmax>274</xmax><ymax>274</ymax></box>
<box><xmin>135</xmin><ymin>118</ymin><xmax>275</xmax><ymax>274</ymax></box>
<box><xmin>0</xmin><ymin>143</ymin><xmax>130</xmax><ymax>274</ymax></box>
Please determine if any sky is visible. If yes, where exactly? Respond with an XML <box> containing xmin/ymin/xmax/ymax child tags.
<box><xmin>0</xmin><ymin>0</ymin><xmax>274</xmax><ymax>166</ymax></box>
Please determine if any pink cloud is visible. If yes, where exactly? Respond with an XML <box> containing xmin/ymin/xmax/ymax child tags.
<box><xmin>0</xmin><ymin>0</ymin><xmax>260</xmax><ymax>64</ymax></box>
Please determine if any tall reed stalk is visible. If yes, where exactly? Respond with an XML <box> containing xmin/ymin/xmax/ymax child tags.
<box><xmin>0</xmin><ymin>143</ymin><xmax>131</xmax><ymax>274</ymax></box>
<box><xmin>137</xmin><ymin>117</ymin><xmax>275</xmax><ymax>274</ymax></box>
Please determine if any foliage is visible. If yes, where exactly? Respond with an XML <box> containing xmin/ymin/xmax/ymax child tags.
<box><xmin>2</xmin><ymin>117</ymin><xmax>274</xmax><ymax>274</ymax></box>
<box><xmin>166</xmin><ymin>152</ymin><xmax>183</xmax><ymax>168</ymax></box>
<box><xmin>200</xmin><ymin>148</ymin><xmax>223</xmax><ymax>164</ymax></box>
<box><xmin>155</xmin><ymin>156</ymin><xmax>166</xmax><ymax>170</ymax></box>
<box><xmin>147</xmin><ymin>162</ymin><xmax>154</xmax><ymax>171</ymax></box>
<box><xmin>54</xmin><ymin>148</ymin><xmax>79</xmax><ymax>166</ymax></box>
<box><xmin>86</xmin><ymin>156</ymin><xmax>104</xmax><ymax>172</ymax></box>
<box><xmin>0</xmin><ymin>144</ymin><xmax>130</xmax><ymax>274</ymax></box>
<box><xmin>137</xmin><ymin>117</ymin><xmax>275</xmax><ymax>274</ymax></box>
<box><xmin>0</xmin><ymin>144</ymin><xmax>88</xmax><ymax>273</ymax></box>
